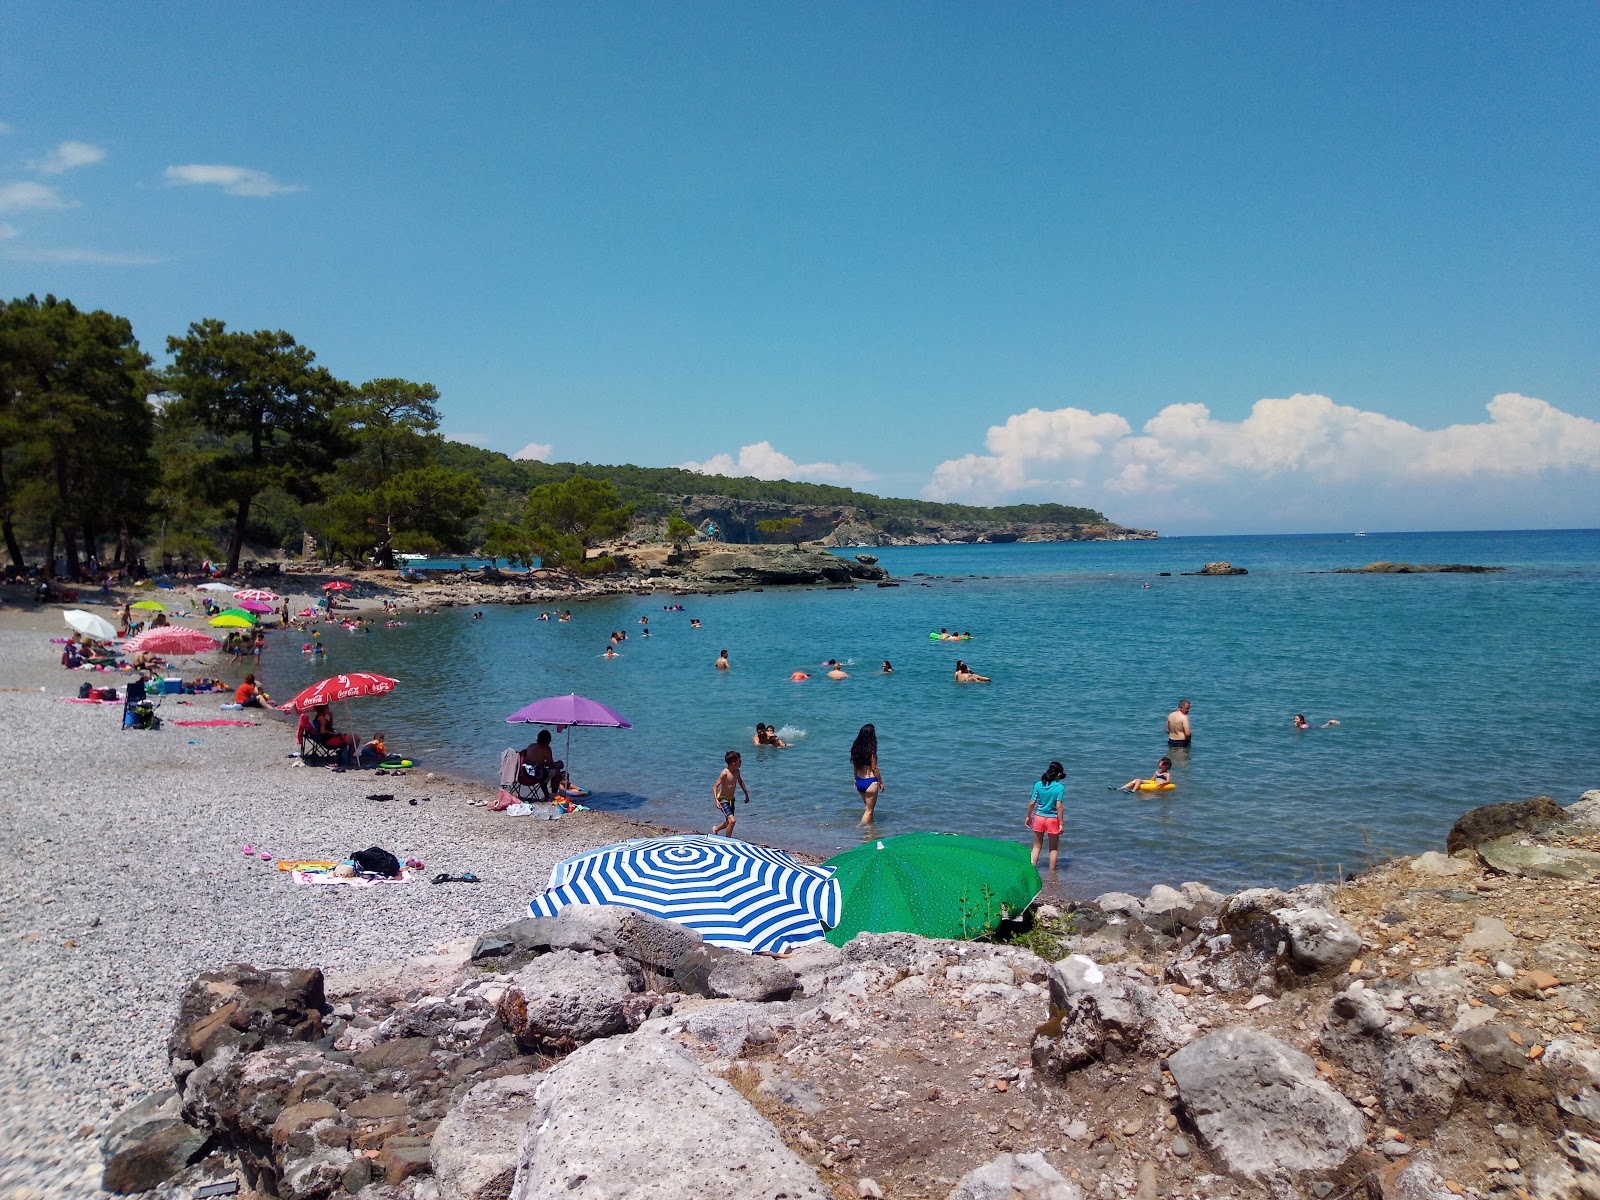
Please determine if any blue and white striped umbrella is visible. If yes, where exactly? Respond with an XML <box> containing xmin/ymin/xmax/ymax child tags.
<box><xmin>529</xmin><ymin>835</ymin><xmax>841</xmax><ymax>953</ymax></box>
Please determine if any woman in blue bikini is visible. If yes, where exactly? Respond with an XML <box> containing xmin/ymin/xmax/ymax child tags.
<box><xmin>850</xmin><ymin>724</ymin><xmax>883</xmax><ymax>825</ymax></box>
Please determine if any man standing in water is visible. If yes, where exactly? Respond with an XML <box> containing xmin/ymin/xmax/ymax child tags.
<box><xmin>1167</xmin><ymin>699</ymin><xmax>1192</xmax><ymax>748</ymax></box>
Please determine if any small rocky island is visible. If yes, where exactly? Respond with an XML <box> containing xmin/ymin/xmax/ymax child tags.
<box><xmin>1332</xmin><ymin>562</ymin><xmax>1506</xmax><ymax>574</ymax></box>
<box><xmin>1182</xmin><ymin>561</ymin><xmax>1249</xmax><ymax>576</ymax></box>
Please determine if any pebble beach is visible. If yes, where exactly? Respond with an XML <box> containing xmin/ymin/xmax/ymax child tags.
<box><xmin>0</xmin><ymin>609</ymin><xmax>665</xmax><ymax>1199</ymax></box>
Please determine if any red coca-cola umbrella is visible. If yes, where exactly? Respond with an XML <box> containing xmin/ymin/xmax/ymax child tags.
<box><xmin>277</xmin><ymin>672</ymin><xmax>398</xmax><ymax>713</ymax></box>
<box><xmin>322</xmin><ymin>581</ymin><xmax>353</xmax><ymax>592</ymax></box>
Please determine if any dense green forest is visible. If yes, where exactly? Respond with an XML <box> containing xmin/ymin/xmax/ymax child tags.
<box><xmin>0</xmin><ymin>294</ymin><xmax>1111</xmax><ymax>579</ymax></box>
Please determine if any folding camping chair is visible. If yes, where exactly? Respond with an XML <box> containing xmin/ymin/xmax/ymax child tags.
<box><xmin>121</xmin><ymin>675</ymin><xmax>162</xmax><ymax>731</ymax></box>
<box><xmin>296</xmin><ymin>713</ymin><xmax>349</xmax><ymax>765</ymax></box>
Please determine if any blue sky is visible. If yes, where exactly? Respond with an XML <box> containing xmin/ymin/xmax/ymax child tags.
<box><xmin>2</xmin><ymin>4</ymin><xmax>1595</xmax><ymax>533</ymax></box>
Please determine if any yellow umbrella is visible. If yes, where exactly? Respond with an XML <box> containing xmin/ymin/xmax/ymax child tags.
<box><xmin>131</xmin><ymin>600</ymin><xmax>166</xmax><ymax>611</ymax></box>
<box><xmin>208</xmin><ymin>614</ymin><xmax>255</xmax><ymax>629</ymax></box>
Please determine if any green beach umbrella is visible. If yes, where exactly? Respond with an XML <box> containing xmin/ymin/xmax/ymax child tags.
<box><xmin>130</xmin><ymin>599</ymin><xmax>167</xmax><ymax>611</ymax></box>
<box><xmin>208</xmin><ymin>612</ymin><xmax>256</xmax><ymax>629</ymax></box>
<box><xmin>823</xmin><ymin>832</ymin><xmax>1041</xmax><ymax>946</ymax></box>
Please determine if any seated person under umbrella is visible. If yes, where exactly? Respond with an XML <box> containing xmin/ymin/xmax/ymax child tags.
<box><xmin>520</xmin><ymin>730</ymin><xmax>569</xmax><ymax>799</ymax></box>
<box><xmin>309</xmin><ymin>703</ymin><xmax>355</xmax><ymax>763</ymax></box>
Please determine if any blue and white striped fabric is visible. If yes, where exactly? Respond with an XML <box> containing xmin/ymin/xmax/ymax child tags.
<box><xmin>529</xmin><ymin>835</ymin><xmax>841</xmax><ymax>953</ymax></box>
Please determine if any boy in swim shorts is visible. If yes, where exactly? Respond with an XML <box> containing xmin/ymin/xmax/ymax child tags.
<box><xmin>711</xmin><ymin>750</ymin><xmax>750</xmax><ymax>837</ymax></box>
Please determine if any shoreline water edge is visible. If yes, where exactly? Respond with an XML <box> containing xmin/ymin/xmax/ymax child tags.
<box><xmin>4</xmin><ymin>599</ymin><xmax>1599</xmax><ymax>1198</ymax></box>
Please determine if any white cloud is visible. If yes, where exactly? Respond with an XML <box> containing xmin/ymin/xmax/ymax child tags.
<box><xmin>2</xmin><ymin>246</ymin><xmax>164</xmax><ymax>266</ymax></box>
<box><xmin>29</xmin><ymin>140</ymin><xmax>105</xmax><ymax>175</ymax></box>
<box><xmin>925</xmin><ymin>394</ymin><xmax>1600</xmax><ymax>529</ymax></box>
<box><xmin>0</xmin><ymin>180</ymin><xmax>75</xmax><ymax>214</ymax></box>
<box><xmin>514</xmin><ymin>442</ymin><xmax>554</xmax><ymax>462</ymax></box>
<box><xmin>678</xmin><ymin>441</ymin><xmax>875</xmax><ymax>485</ymax></box>
<box><xmin>163</xmin><ymin>164</ymin><xmax>304</xmax><ymax>197</ymax></box>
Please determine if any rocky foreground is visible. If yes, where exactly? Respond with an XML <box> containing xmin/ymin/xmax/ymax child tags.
<box><xmin>102</xmin><ymin>792</ymin><xmax>1600</xmax><ymax>1200</ymax></box>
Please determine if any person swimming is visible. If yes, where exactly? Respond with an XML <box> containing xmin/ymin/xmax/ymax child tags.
<box><xmin>753</xmin><ymin>722</ymin><xmax>787</xmax><ymax>748</ymax></box>
<box><xmin>602</xmin><ymin>645</ymin><xmax>619</xmax><ymax>658</ymax></box>
<box><xmin>715</xmin><ymin>649</ymin><xmax>730</xmax><ymax>670</ymax></box>
<box><xmin>1293</xmin><ymin>713</ymin><xmax>1340</xmax><ymax>729</ymax></box>
<box><xmin>881</xmin><ymin>660</ymin><xmax>894</xmax><ymax>673</ymax></box>
<box><xmin>826</xmin><ymin>664</ymin><xmax>848</xmax><ymax>679</ymax></box>
<box><xmin>790</xmin><ymin>670</ymin><xmax>810</xmax><ymax>681</ymax></box>
<box><xmin>953</xmin><ymin>660</ymin><xmax>991</xmax><ymax>683</ymax></box>
<box><xmin>690</xmin><ymin>618</ymin><xmax>702</xmax><ymax>628</ymax></box>
<box><xmin>1116</xmin><ymin>756</ymin><xmax>1173</xmax><ymax>793</ymax></box>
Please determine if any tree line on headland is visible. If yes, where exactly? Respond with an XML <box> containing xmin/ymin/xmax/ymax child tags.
<box><xmin>0</xmin><ymin>294</ymin><xmax>1111</xmax><ymax>579</ymax></box>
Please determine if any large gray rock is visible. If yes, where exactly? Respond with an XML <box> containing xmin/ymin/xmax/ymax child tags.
<box><xmin>1168</xmin><ymin>1027</ymin><xmax>1366</xmax><ymax>1188</ymax></box>
<box><xmin>101</xmin><ymin>1089</ymin><xmax>211</xmax><ymax>1194</ymax></box>
<box><xmin>1278</xmin><ymin>907</ymin><xmax>1362</xmax><ymax>977</ymax></box>
<box><xmin>947</xmin><ymin>1151</ymin><xmax>1084</xmax><ymax>1200</ymax></box>
<box><xmin>433</xmin><ymin>1073</ymin><xmax>543</xmax><ymax>1200</ymax></box>
<box><xmin>1319</xmin><ymin>985</ymin><xmax>1403</xmax><ymax>1080</ymax></box>
<box><xmin>1380</xmin><ymin>1035</ymin><xmax>1466</xmax><ymax>1128</ymax></box>
<box><xmin>1530</xmin><ymin>1132</ymin><xmax>1600</xmax><ymax>1200</ymax></box>
<box><xmin>508</xmin><ymin>1036</ymin><xmax>825</xmax><ymax>1199</ymax></box>
<box><xmin>1565</xmin><ymin>790</ymin><xmax>1600</xmax><ymax>829</ymax></box>
<box><xmin>1543</xmin><ymin>1040</ymin><xmax>1600</xmax><ymax>1129</ymax></box>
<box><xmin>1032</xmin><ymin>955</ymin><xmax>1193</xmax><ymax>1075</ymax></box>
<box><xmin>497</xmin><ymin>950</ymin><xmax>653</xmax><ymax>1052</ymax></box>
<box><xmin>707</xmin><ymin>954</ymin><xmax>800</xmax><ymax>1002</ymax></box>
<box><xmin>472</xmin><ymin>917</ymin><xmax>560</xmax><ymax>962</ymax></box>
<box><xmin>1477</xmin><ymin>837</ymin><xmax>1600</xmax><ymax>881</ymax></box>
<box><xmin>548</xmin><ymin>904</ymin><xmax>705</xmax><ymax>973</ymax></box>
<box><xmin>638</xmin><ymin>1001</ymin><xmax>799</xmax><ymax>1058</ymax></box>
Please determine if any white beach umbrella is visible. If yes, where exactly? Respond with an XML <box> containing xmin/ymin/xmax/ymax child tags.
<box><xmin>197</xmin><ymin>582</ymin><xmax>234</xmax><ymax>593</ymax></box>
<box><xmin>63</xmin><ymin>610</ymin><xmax>117</xmax><ymax>640</ymax></box>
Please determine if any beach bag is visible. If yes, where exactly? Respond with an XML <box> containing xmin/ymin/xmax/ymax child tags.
<box><xmin>351</xmin><ymin>846</ymin><xmax>401</xmax><ymax>878</ymax></box>
<box><xmin>78</xmin><ymin>682</ymin><xmax>92</xmax><ymax>698</ymax></box>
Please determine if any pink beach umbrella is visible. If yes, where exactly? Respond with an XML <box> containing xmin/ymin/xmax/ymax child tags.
<box><xmin>506</xmin><ymin>693</ymin><xmax>632</xmax><ymax>782</ymax></box>
<box><xmin>123</xmin><ymin>627</ymin><xmax>222</xmax><ymax>657</ymax></box>
<box><xmin>233</xmin><ymin>588</ymin><xmax>281</xmax><ymax>603</ymax></box>
<box><xmin>236</xmin><ymin>600</ymin><xmax>275</xmax><ymax>614</ymax></box>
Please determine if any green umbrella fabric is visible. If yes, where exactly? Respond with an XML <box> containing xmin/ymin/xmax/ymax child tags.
<box><xmin>823</xmin><ymin>832</ymin><xmax>1041</xmax><ymax>945</ymax></box>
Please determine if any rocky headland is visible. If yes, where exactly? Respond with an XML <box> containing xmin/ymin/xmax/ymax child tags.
<box><xmin>670</xmin><ymin>495</ymin><xmax>1156</xmax><ymax>547</ymax></box>
<box><xmin>103</xmin><ymin>791</ymin><xmax>1600</xmax><ymax>1200</ymax></box>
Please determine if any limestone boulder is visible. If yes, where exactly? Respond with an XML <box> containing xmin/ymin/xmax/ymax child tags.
<box><xmin>547</xmin><ymin>904</ymin><xmax>705</xmax><ymax>974</ymax></box>
<box><xmin>497</xmin><ymin>950</ymin><xmax>655</xmax><ymax>1052</ymax></box>
<box><xmin>1168</xmin><ymin>1027</ymin><xmax>1365</xmax><ymax>1187</ymax></box>
<box><xmin>1476</xmin><ymin>836</ymin><xmax>1600</xmax><ymax>881</ymax></box>
<box><xmin>508</xmin><ymin>1036</ymin><xmax>825</xmax><ymax>1199</ymax></box>
<box><xmin>947</xmin><ymin>1151</ymin><xmax>1084</xmax><ymax>1199</ymax></box>
<box><xmin>472</xmin><ymin>917</ymin><xmax>560</xmax><ymax>962</ymax></box>
<box><xmin>706</xmin><ymin>954</ymin><xmax>800</xmax><ymax>1002</ymax></box>
<box><xmin>1564</xmin><ymin>790</ymin><xmax>1600</xmax><ymax>829</ymax></box>
<box><xmin>1168</xmin><ymin>891</ymin><xmax>1360</xmax><ymax>994</ymax></box>
<box><xmin>433</xmin><ymin>1073</ymin><xmax>543</xmax><ymax>1200</ymax></box>
<box><xmin>1032</xmin><ymin>955</ymin><xmax>1193</xmax><ymax>1075</ymax></box>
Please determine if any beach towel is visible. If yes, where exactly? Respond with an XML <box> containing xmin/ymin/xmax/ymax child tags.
<box><xmin>291</xmin><ymin>868</ymin><xmax>416</xmax><ymax>888</ymax></box>
<box><xmin>58</xmin><ymin>697</ymin><xmax>121</xmax><ymax>706</ymax></box>
<box><xmin>176</xmin><ymin>719</ymin><xmax>257</xmax><ymax>727</ymax></box>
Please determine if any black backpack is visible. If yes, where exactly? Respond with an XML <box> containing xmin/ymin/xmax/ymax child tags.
<box><xmin>350</xmin><ymin>846</ymin><xmax>402</xmax><ymax>877</ymax></box>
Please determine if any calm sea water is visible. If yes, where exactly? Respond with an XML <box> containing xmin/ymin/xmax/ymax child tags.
<box><xmin>264</xmin><ymin>529</ymin><xmax>1599</xmax><ymax>896</ymax></box>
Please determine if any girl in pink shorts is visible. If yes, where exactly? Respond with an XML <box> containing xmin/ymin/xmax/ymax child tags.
<box><xmin>1026</xmin><ymin>761</ymin><xmax>1067</xmax><ymax>871</ymax></box>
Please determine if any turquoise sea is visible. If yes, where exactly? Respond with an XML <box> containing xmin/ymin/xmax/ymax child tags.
<box><xmin>264</xmin><ymin>529</ymin><xmax>1599</xmax><ymax>897</ymax></box>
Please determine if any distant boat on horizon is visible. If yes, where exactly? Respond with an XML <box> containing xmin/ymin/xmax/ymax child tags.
<box><xmin>1355</xmin><ymin>530</ymin><xmax>1367</xmax><ymax>536</ymax></box>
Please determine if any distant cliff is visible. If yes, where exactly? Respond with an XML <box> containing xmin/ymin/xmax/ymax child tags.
<box><xmin>668</xmin><ymin>495</ymin><xmax>1156</xmax><ymax>546</ymax></box>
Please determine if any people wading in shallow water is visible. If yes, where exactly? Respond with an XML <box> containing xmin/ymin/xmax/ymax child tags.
<box><xmin>1167</xmin><ymin>699</ymin><xmax>1192</xmax><ymax>748</ymax></box>
<box><xmin>850</xmin><ymin>724</ymin><xmax>882</xmax><ymax>825</ymax></box>
<box><xmin>1026</xmin><ymin>760</ymin><xmax>1066</xmax><ymax>871</ymax></box>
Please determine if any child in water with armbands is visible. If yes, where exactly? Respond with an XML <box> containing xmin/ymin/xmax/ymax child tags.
<box><xmin>1116</xmin><ymin>757</ymin><xmax>1173</xmax><ymax>793</ymax></box>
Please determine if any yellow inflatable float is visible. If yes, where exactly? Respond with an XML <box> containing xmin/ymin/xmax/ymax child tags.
<box><xmin>1135</xmin><ymin>778</ymin><xmax>1176</xmax><ymax>792</ymax></box>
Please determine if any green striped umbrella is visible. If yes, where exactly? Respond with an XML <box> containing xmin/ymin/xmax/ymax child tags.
<box><xmin>823</xmin><ymin>832</ymin><xmax>1041</xmax><ymax>945</ymax></box>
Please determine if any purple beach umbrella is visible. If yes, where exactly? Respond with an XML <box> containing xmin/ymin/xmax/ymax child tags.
<box><xmin>505</xmin><ymin>693</ymin><xmax>632</xmax><ymax>790</ymax></box>
<box><xmin>505</xmin><ymin>693</ymin><xmax>632</xmax><ymax>729</ymax></box>
<box><xmin>236</xmin><ymin>600</ymin><xmax>275</xmax><ymax>614</ymax></box>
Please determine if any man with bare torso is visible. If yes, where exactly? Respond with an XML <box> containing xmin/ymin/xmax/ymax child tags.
<box><xmin>1167</xmin><ymin>699</ymin><xmax>1192</xmax><ymax>748</ymax></box>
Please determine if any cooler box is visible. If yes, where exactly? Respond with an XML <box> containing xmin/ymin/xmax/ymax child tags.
<box><xmin>163</xmin><ymin>678</ymin><xmax>183</xmax><ymax>694</ymax></box>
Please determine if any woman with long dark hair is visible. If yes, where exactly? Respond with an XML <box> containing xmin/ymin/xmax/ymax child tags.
<box><xmin>849</xmin><ymin>724</ymin><xmax>882</xmax><ymax>825</ymax></box>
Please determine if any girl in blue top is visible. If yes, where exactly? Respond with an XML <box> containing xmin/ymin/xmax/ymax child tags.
<box><xmin>1025</xmin><ymin>761</ymin><xmax>1067</xmax><ymax>871</ymax></box>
